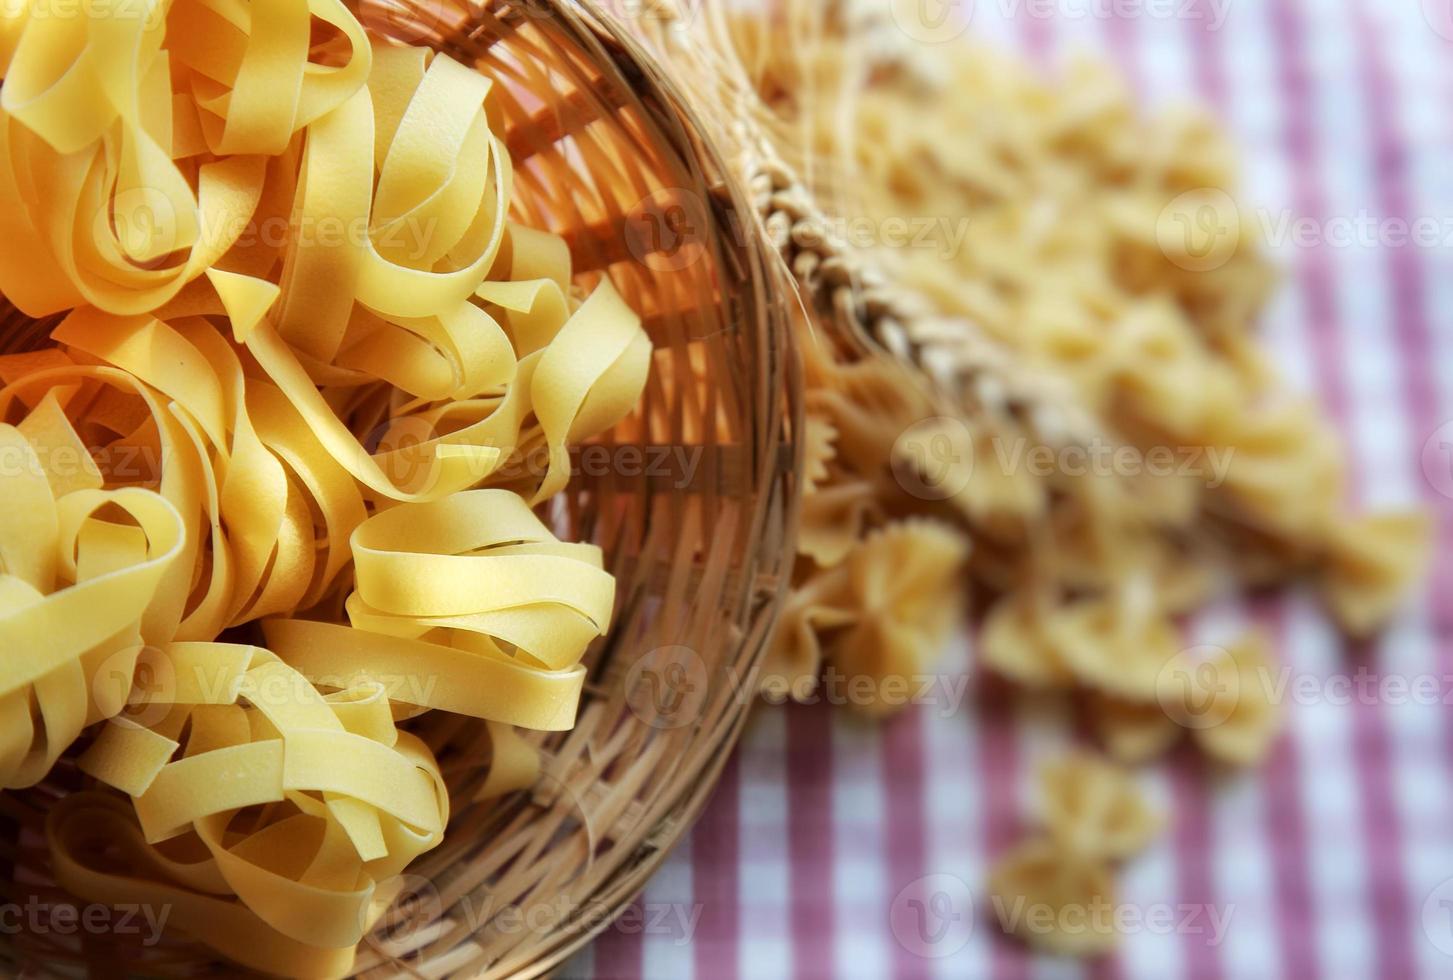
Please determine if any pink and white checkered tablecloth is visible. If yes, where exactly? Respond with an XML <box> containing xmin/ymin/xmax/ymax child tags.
<box><xmin>567</xmin><ymin>1</ymin><xmax>1453</xmax><ymax>977</ymax></box>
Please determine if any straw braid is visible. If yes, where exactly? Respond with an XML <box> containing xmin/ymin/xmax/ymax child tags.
<box><xmin>624</xmin><ymin>0</ymin><xmax>1100</xmax><ymax>452</ymax></box>
<box><xmin>745</xmin><ymin>147</ymin><xmax>1099</xmax><ymax>450</ymax></box>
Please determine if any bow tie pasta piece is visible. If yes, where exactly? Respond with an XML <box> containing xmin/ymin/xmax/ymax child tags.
<box><xmin>803</xmin><ymin>355</ymin><xmax>937</xmax><ymax>492</ymax></box>
<box><xmin>797</xmin><ymin>412</ymin><xmax>880</xmax><ymax>567</ymax></box>
<box><xmin>761</xmin><ymin>564</ymin><xmax>855</xmax><ymax>703</ymax></box>
<box><xmin>68</xmin><ymin>644</ymin><xmax>447</xmax><ymax>975</ymax></box>
<box><xmin>828</xmin><ymin>521</ymin><xmax>970</xmax><ymax>716</ymax></box>
<box><xmin>1318</xmin><ymin>511</ymin><xmax>1432</xmax><ymax>639</ymax></box>
<box><xmin>980</xmin><ymin>592</ymin><xmax>1076</xmax><ymax>690</ymax></box>
<box><xmin>1189</xmin><ymin>632</ymin><xmax>1281</xmax><ymax>767</ymax></box>
<box><xmin>799</xmin><ymin>481</ymin><xmax>880</xmax><ymax>569</ymax></box>
<box><xmin>1087</xmin><ymin>692</ymin><xmax>1181</xmax><ymax>764</ymax></box>
<box><xmin>802</xmin><ymin>412</ymin><xmax>837</xmax><ymax>495</ymax></box>
<box><xmin>1208</xmin><ymin>399</ymin><xmax>1347</xmax><ymax>543</ymax></box>
<box><xmin>988</xmin><ymin>838</ymin><xmax>1121</xmax><ymax>957</ymax></box>
<box><xmin>1044</xmin><ymin>589</ymin><xmax>1181</xmax><ymax>703</ymax></box>
<box><xmin>1038</xmin><ymin>753</ymin><xmax>1160</xmax><ymax>861</ymax></box>
<box><xmin>763</xmin><ymin>519</ymin><xmax>969</xmax><ymax>710</ymax></box>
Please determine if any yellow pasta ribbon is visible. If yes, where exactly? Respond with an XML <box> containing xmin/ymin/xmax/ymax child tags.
<box><xmin>60</xmin><ymin>646</ymin><xmax>444</xmax><ymax>977</ymax></box>
<box><xmin>0</xmin><ymin>1</ymin><xmax>654</xmax><ymax>969</ymax></box>
<box><xmin>0</xmin><ymin>470</ymin><xmax>183</xmax><ymax>787</ymax></box>
<box><xmin>264</xmin><ymin>490</ymin><xmax>614</xmax><ymax>730</ymax></box>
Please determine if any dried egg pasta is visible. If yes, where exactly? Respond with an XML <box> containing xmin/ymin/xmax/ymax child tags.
<box><xmin>0</xmin><ymin>0</ymin><xmax>652</xmax><ymax>973</ymax></box>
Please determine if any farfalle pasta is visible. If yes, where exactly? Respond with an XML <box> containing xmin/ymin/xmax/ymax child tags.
<box><xmin>732</xmin><ymin>1</ymin><xmax>1428</xmax><ymax>765</ymax></box>
<box><xmin>763</xmin><ymin>336</ymin><xmax>973</xmax><ymax>710</ymax></box>
<box><xmin>988</xmin><ymin>754</ymin><xmax>1160</xmax><ymax>955</ymax></box>
<box><xmin>0</xmin><ymin>0</ymin><xmax>652</xmax><ymax>973</ymax></box>
<box><xmin>1038</xmin><ymin>753</ymin><xmax>1161</xmax><ymax>861</ymax></box>
<box><xmin>988</xmin><ymin>838</ymin><xmax>1122</xmax><ymax>957</ymax></box>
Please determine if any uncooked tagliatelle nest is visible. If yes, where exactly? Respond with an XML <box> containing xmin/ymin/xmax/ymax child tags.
<box><xmin>0</xmin><ymin>3</ymin><xmax>650</xmax><ymax>976</ymax></box>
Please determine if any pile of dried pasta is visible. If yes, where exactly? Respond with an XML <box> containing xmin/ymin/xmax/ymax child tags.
<box><xmin>0</xmin><ymin>1</ymin><xmax>649</xmax><ymax>975</ymax></box>
<box><xmin>725</xmin><ymin>0</ymin><xmax>1429</xmax><ymax>954</ymax></box>
<box><xmin>737</xmin><ymin>0</ymin><xmax>1427</xmax><ymax>746</ymax></box>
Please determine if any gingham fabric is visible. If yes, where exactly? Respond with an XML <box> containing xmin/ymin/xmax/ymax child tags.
<box><xmin>567</xmin><ymin>0</ymin><xmax>1453</xmax><ymax>976</ymax></box>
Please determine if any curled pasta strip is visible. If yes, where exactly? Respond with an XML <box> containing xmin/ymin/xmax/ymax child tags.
<box><xmin>0</xmin><ymin>0</ymin><xmax>655</xmax><ymax>966</ymax></box>
<box><xmin>215</xmin><ymin>259</ymin><xmax>649</xmax><ymax>506</ymax></box>
<box><xmin>0</xmin><ymin>464</ymin><xmax>183</xmax><ymax>787</ymax></box>
<box><xmin>66</xmin><ymin>644</ymin><xmax>447</xmax><ymax>975</ymax></box>
<box><xmin>20</xmin><ymin>308</ymin><xmax>366</xmax><ymax>630</ymax></box>
<box><xmin>263</xmin><ymin>490</ymin><xmax>613</xmax><ymax>730</ymax></box>
<box><xmin>48</xmin><ymin>793</ymin><xmax>357</xmax><ymax>980</ymax></box>
<box><xmin>0</xmin><ymin>0</ymin><xmax>373</xmax><ymax>317</ymax></box>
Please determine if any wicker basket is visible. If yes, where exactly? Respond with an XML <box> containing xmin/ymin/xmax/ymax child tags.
<box><xmin>0</xmin><ymin>0</ymin><xmax>800</xmax><ymax>976</ymax></box>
